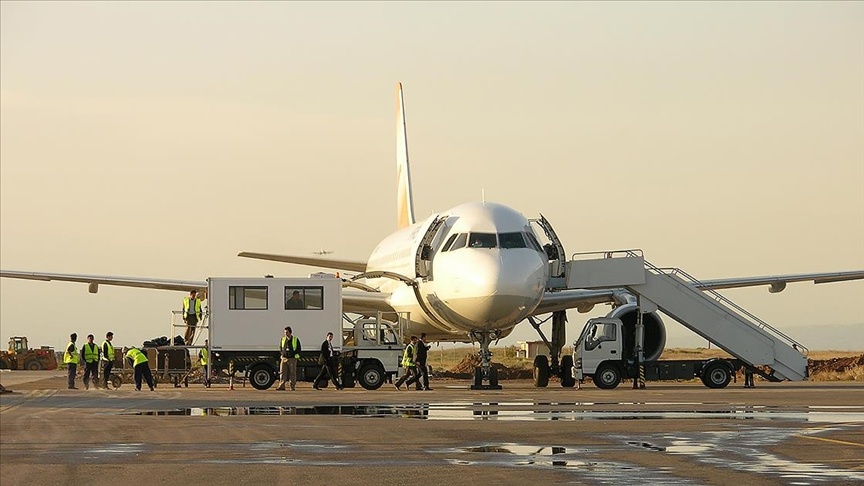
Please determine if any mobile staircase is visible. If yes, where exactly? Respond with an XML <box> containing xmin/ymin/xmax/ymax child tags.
<box><xmin>565</xmin><ymin>250</ymin><xmax>808</xmax><ymax>382</ymax></box>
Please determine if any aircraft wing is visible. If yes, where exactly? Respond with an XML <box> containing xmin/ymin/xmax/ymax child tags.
<box><xmin>238</xmin><ymin>252</ymin><xmax>367</xmax><ymax>273</ymax></box>
<box><xmin>341</xmin><ymin>289</ymin><xmax>395</xmax><ymax>314</ymax></box>
<box><xmin>534</xmin><ymin>289</ymin><xmax>623</xmax><ymax>315</ymax></box>
<box><xmin>0</xmin><ymin>270</ymin><xmax>205</xmax><ymax>293</ymax></box>
<box><xmin>695</xmin><ymin>270</ymin><xmax>864</xmax><ymax>293</ymax></box>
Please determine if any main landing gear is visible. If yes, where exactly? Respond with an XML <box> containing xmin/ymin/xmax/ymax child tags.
<box><xmin>528</xmin><ymin>311</ymin><xmax>576</xmax><ymax>388</ymax></box>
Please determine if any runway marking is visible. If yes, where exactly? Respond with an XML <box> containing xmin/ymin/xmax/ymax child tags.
<box><xmin>795</xmin><ymin>434</ymin><xmax>864</xmax><ymax>448</ymax></box>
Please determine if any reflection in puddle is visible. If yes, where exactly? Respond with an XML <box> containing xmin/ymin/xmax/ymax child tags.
<box><xmin>441</xmin><ymin>442</ymin><xmax>698</xmax><ymax>485</ymax></box>
<box><xmin>122</xmin><ymin>403</ymin><xmax>864</xmax><ymax>423</ymax></box>
<box><xmin>613</xmin><ymin>425</ymin><xmax>864</xmax><ymax>485</ymax></box>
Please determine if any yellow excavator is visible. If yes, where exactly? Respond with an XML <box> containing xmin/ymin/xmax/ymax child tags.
<box><xmin>0</xmin><ymin>336</ymin><xmax>58</xmax><ymax>371</ymax></box>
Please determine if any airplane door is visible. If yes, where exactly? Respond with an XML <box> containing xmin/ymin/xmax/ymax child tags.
<box><xmin>414</xmin><ymin>214</ymin><xmax>448</xmax><ymax>279</ymax></box>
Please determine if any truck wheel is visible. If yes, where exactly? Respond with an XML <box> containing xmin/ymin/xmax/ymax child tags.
<box><xmin>533</xmin><ymin>355</ymin><xmax>550</xmax><ymax>388</ymax></box>
<box><xmin>358</xmin><ymin>363</ymin><xmax>385</xmax><ymax>390</ymax></box>
<box><xmin>249</xmin><ymin>365</ymin><xmax>276</xmax><ymax>390</ymax></box>
<box><xmin>341</xmin><ymin>366</ymin><xmax>356</xmax><ymax>388</ymax></box>
<box><xmin>594</xmin><ymin>363</ymin><xmax>621</xmax><ymax>389</ymax></box>
<box><xmin>701</xmin><ymin>362</ymin><xmax>731</xmax><ymax>389</ymax></box>
<box><xmin>25</xmin><ymin>360</ymin><xmax>43</xmax><ymax>371</ymax></box>
<box><xmin>560</xmin><ymin>355</ymin><xmax>575</xmax><ymax>388</ymax></box>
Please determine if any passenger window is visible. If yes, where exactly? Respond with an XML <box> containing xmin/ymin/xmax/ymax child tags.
<box><xmin>468</xmin><ymin>232</ymin><xmax>497</xmax><ymax>248</ymax></box>
<box><xmin>284</xmin><ymin>286</ymin><xmax>324</xmax><ymax>310</ymax></box>
<box><xmin>441</xmin><ymin>234</ymin><xmax>459</xmax><ymax>252</ymax></box>
<box><xmin>499</xmin><ymin>232</ymin><xmax>527</xmax><ymax>249</ymax></box>
<box><xmin>450</xmin><ymin>233</ymin><xmax>468</xmax><ymax>251</ymax></box>
<box><xmin>229</xmin><ymin>286</ymin><xmax>268</xmax><ymax>310</ymax></box>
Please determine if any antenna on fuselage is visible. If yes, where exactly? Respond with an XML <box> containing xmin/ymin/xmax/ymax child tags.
<box><xmin>482</xmin><ymin>189</ymin><xmax>486</xmax><ymax>205</ymax></box>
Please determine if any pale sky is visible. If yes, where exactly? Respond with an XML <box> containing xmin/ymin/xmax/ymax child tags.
<box><xmin>1</xmin><ymin>1</ymin><xmax>863</xmax><ymax>353</ymax></box>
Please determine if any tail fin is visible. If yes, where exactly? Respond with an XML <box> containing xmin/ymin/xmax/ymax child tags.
<box><xmin>396</xmin><ymin>82</ymin><xmax>416</xmax><ymax>229</ymax></box>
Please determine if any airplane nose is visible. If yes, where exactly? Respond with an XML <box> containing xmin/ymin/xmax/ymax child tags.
<box><xmin>443</xmin><ymin>250</ymin><xmax>547</xmax><ymax>326</ymax></box>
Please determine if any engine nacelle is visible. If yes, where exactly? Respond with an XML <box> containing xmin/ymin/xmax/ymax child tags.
<box><xmin>606</xmin><ymin>303</ymin><xmax>666</xmax><ymax>361</ymax></box>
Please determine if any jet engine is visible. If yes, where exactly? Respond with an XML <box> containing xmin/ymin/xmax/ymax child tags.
<box><xmin>606</xmin><ymin>303</ymin><xmax>666</xmax><ymax>361</ymax></box>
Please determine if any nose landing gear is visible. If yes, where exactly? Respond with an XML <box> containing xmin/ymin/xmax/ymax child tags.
<box><xmin>469</xmin><ymin>329</ymin><xmax>503</xmax><ymax>390</ymax></box>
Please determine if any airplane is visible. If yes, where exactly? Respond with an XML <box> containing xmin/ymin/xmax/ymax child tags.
<box><xmin>312</xmin><ymin>250</ymin><xmax>334</xmax><ymax>256</ymax></box>
<box><xmin>2</xmin><ymin>83</ymin><xmax>863</xmax><ymax>389</ymax></box>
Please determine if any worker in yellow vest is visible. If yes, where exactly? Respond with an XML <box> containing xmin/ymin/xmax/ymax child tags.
<box><xmin>183</xmin><ymin>290</ymin><xmax>203</xmax><ymax>344</ymax></box>
<box><xmin>276</xmin><ymin>326</ymin><xmax>301</xmax><ymax>391</ymax></box>
<box><xmin>198</xmin><ymin>339</ymin><xmax>211</xmax><ymax>388</ymax></box>
<box><xmin>124</xmin><ymin>347</ymin><xmax>155</xmax><ymax>391</ymax></box>
<box><xmin>80</xmin><ymin>334</ymin><xmax>101</xmax><ymax>390</ymax></box>
<box><xmin>101</xmin><ymin>332</ymin><xmax>115</xmax><ymax>389</ymax></box>
<box><xmin>63</xmin><ymin>333</ymin><xmax>80</xmax><ymax>390</ymax></box>
<box><xmin>394</xmin><ymin>335</ymin><xmax>420</xmax><ymax>391</ymax></box>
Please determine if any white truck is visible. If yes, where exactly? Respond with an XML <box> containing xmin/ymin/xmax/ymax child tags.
<box><xmin>205</xmin><ymin>276</ymin><xmax>405</xmax><ymax>390</ymax></box>
<box><xmin>571</xmin><ymin>317</ymin><xmax>751</xmax><ymax>389</ymax></box>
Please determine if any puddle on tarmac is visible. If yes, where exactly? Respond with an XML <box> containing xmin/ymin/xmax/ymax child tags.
<box><xmin>121</xmin><ymin>403</ymin><xmax>864</xmax><ymax>423</ymax></box>
<box><xmin>614</xmin><ymin>425</ymin><xmax>864</xmax><ymax>485</ymax></box>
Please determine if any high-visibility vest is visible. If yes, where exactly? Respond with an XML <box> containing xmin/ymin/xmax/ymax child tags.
<box><xmin>281</xmin><ymin>336</ymin><xmax>300</xmax><ymax>358</ymax></box>
<box><xmin>199</xmin><ymin>348</ymin><xmax>209</xmax><ymax>366</ymax></box>
<box><xmin>401</xmin><ymin>343</ymin><xmax>415</xmax><ymax>367</ymax></box>
<box><xmin>64</xmin><ymin>342</ymin><xmax>79</xmax><ymax>364</ymax></box>
<box><xmin>125</xmin><ymin>348</ymin><xmax>148</xmax><ymax>367</ymax></box>
<box><xmin>82</xmin><ymin>343</ymin><xmax>100</xmax><ymax>363</ymax></box>
<box><xmin>102</xmin><ymin>341</ymin><xmax>115</xmax><ymax>362</ymax></box>
<box><xmin>183</xmin><ymin>297</ymin><xmax>202</xmax><ymax>318</ymax></box>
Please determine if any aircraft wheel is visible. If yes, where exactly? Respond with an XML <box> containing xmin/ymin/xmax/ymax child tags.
<box><xmin>533</xmin><ymin>355</ymin><xmax>550</xmax><ymax>387</ymax></box>
<box><xmin>560</xmin><ymin>355</ymin><xmax>575</xmax><ymax>387</ymax></box>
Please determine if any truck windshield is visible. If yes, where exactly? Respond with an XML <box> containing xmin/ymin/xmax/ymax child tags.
<box><xmin>585</xmin><ymin>322</ymin><xmax>616</xmax><ymax>351</ymax></box>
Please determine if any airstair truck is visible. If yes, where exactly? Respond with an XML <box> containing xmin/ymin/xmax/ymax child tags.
<box><xmin>206</xmin><ymin>276</ymin><xmax>404</xmax><ymax>390</ymax></box>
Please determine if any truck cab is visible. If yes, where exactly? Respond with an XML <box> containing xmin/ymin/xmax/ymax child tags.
<box><xmin>573</xmin><ymin>318</ymin><xmax>625</xmax><ymax>387</ymax></box>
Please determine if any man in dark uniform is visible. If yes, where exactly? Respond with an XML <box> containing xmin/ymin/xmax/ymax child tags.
<box><xmin>80</xmin><ymin>334</ymin><xmax>101</xmax><ymax>390</ymax></box>
<box><xmin>414</xmin><ymin>332</ymin><xmax>432</xmax><ymax>390</ymax></box>
<box><xmin>313</xmin><ymin>332</ymin><xmax>343</xmax><ymax>390</ymax></box>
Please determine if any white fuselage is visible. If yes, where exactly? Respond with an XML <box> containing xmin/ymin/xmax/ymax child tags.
<box><xmin>364</xmin><ymin>202</ymin><xmax>549</xmax><ymax>341</ymax></box>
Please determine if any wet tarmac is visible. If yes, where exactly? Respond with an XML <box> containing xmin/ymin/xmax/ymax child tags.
<box><xmin>124</xmin><ymin>403</ymin><xmax>864</xmax><ymax>423</ymax></box>
<box><xmin>1</xmin><ymin>375</ymin><xmax>862</xmax><ymax>485</ymax></box>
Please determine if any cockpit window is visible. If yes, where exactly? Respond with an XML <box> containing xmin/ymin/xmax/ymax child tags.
<box><xmin>441</xmin><ymin>233</ymin><xmax>459</xmax><ymax>252</ymax></box>
<box><xmin>499</xmin><ymin>232</ymin><xmax>527</xmax><ymax>249</ymax></box>
<box><xmin>524</xmin><ymin>232</ymin><xmax>543</xmax><ymax>252</ymax></box>
<box><xmin>468</xmin><ymin>233</ymin><xmax>497</xmax><ymax>248</ymax></box>
<box><xmin>450</xmin><ymin>233</ymin><xmax>468</xmax><ymax>251</ymax></box>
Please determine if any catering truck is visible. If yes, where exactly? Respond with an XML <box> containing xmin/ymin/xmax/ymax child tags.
<box><xmin>205</xmin><ymin>276</ymin><xmax>405</xmax><ymax>390</ymax></box>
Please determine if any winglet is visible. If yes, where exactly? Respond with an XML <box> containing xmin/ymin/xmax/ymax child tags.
<box><xmin>396</xmin><ymin>82</ymin><xmax>416</xmax><ymax>229</ymax></box>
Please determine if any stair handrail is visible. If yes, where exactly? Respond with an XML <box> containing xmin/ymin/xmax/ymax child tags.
<box><xmin>644</xmin><ymin>262</ymin><xmax>808</xmax><ymax>356</ymax></box>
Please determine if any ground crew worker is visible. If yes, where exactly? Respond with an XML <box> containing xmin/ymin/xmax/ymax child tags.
<box><xmin>183</xmin><ymin>290</ymin><xmax>203</xmax><ymax>344</ymax></box>
<box><xmin>394</xmin><ymin>335</ymin><xmax>420</xmax><ymax>391</ymax></box>
<box><xmin>101</xmin><ymin>332</ymin><xmax>115</xmax><ymax>389</ymax></box>
<box><xmin>80</xmin><ymin>334</ymin><xmax>100</xmax><ymax>390</ymax></box>
<box><xmin>64</xmin><ymin>333</ymin><xmax>79</xmax><ymax>390</ymax></box>
<box><xmin>124</xmin><ymin>347</ymin><xmax>155</xmax><ymax>391</ymax></box>
<box><xmin>276</xmin><ymin>326</ymin><xmax>301</xmax><ymax>391</ymax></box>
<box><xmin>415</xmin><ymin>332</ymin><xmax>432</xmax><ymax>391</ymax></box>
<box><xmin>198</xmin><ymin>339</ymin><xmax>211</xmax><ymax>388</ymax></box>
<box><xmin>744</xmin><ymin>368</ymin><xmax>755</xmax><ymax>388</ymax></box>
<box><xmin>313</xmin><ymin>332</ymin><xmax>343</xmax><ymax>390</ymax></box>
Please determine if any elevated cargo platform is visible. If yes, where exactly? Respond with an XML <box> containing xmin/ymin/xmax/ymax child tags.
<box><xmin>566</xmin><ymin>250</ymin><xmax>808</xmax><ymax>382</ymax></box>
